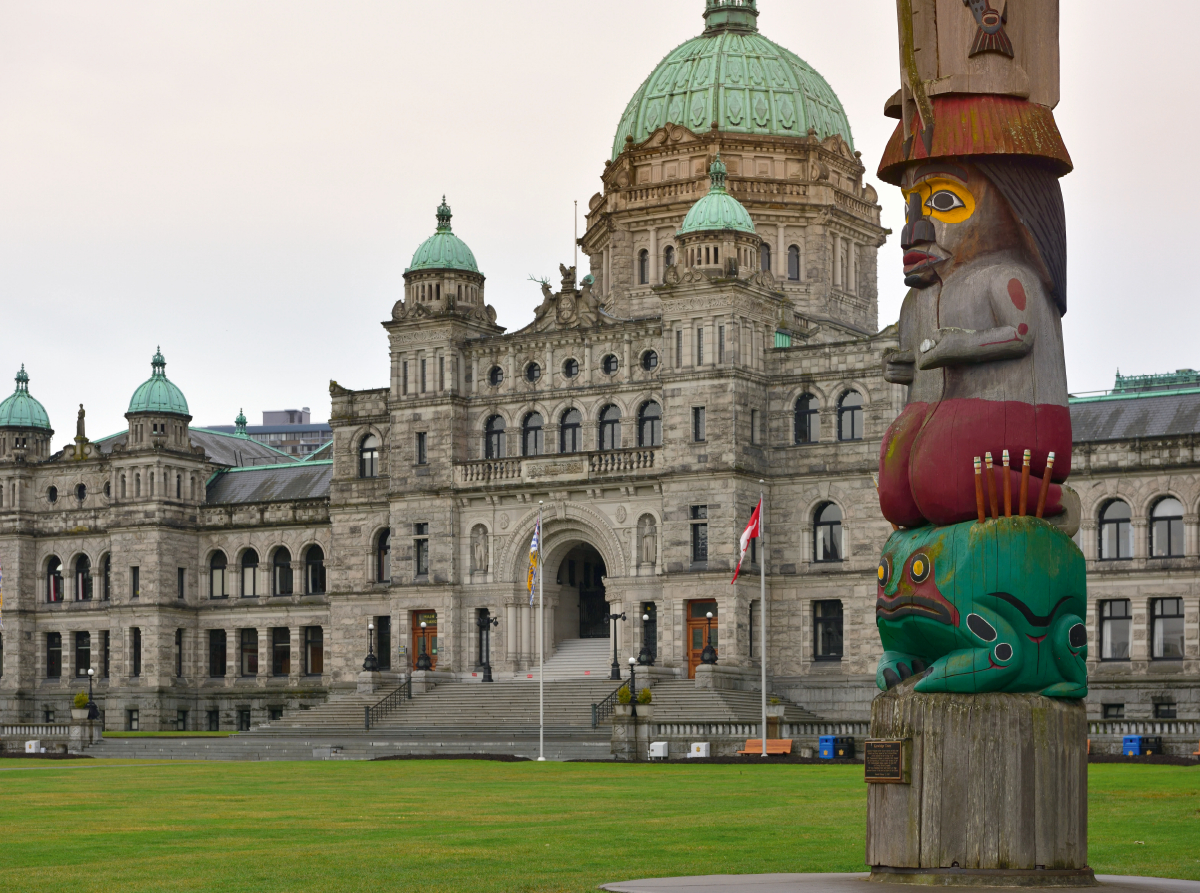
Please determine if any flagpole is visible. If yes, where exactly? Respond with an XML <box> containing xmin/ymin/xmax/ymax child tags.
<box><xmin>760</xmin><ymin>481</ymin><xmax>767</xmax><ymax>758</ymax></box>
<box><xmin>537</xmin><ymin>503</ymin><xmax>545</xmax><ymax>762</ymax></box>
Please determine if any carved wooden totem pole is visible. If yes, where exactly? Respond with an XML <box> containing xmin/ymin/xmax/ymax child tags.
<box><xmin>866</xmin><ymin>2</ymin><xmax>1093</xmax><ymax>883</ymax></box>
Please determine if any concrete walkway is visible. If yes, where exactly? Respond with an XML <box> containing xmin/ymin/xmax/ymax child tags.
<box><xmin>601</xmin><ymin>873</ymin><xmax>1200</xmax><ymax>893</ymax></box>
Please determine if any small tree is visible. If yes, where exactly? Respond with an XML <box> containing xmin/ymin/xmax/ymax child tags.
<box><xmin>73</xmin><ymin>691</ymin><xmax>89</xmax><ymax>709</ymax></box>
<box><xmin>616</xmin><ymin>685</ymin><xmax>632</xmax><ymax>705</ymax></box>
<box><xmin>637</xmin><ymin>688</ymin><xmax>652</xmax><ymax>705</ymax></box>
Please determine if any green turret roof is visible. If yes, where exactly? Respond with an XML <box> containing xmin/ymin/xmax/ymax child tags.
<box><xmin>611</xmin><ymin>0</ymin><xmax>854</xmax><ymax>160</ymax></box>
<box><xmin>0</xmin><ymin>366</ymin><xmax>52</xmax><ymax>430</ymax></box>
<box><xmin>406</xmin><ymin>197</ymin><xmax>480</xmax><ymax>274</ymax></box>
<box><xmin>678</xmin><ymin>154</ymin><xmax>757</xmax><ymax>235</ymax></box>
<box><xmin>128</xmin><ymin>348</ymin><xmax>190</xmax><ymax>416</ymax></box>
<box><xmin>235</xmin><ymin>409</ymin><xmax>248</xmax><ymax>436</ymax></box>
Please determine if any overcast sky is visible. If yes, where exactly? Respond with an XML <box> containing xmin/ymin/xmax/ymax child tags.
<box><xmin>2</xmin><ymin>0</ymin><xmax>1197</xmax><ymax>443</ymax></box>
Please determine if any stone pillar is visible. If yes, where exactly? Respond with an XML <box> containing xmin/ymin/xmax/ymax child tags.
<box><xmin>257</xmin><ymin>627</ymin><xmax>269</xmax><ymax>685</ymax></box>
<box><xmin>521</xmin><ymin>603</ymin><xmax>533</xmax><ymax>668</ymax></box>
<box><xmin>505</xmin><ymin>603</ymin><xmax>517</xmax><ymax>667</ymax></box>
<box><xmin>776</xmin><ymin>224</ymin><xmax>786</xmax><ymax>275</ymax></box>
<box><xmin>289</xmin><ymin>627</ymin><xmax>301</xmax><ymax>683</ymax></box>
<box><xmin>1184</xmin><ymin>514</ymin><xmax>1199</xmax><ymax>558</ymax></box>
<box><xmin>649</xmin><ymin>228</ymin><xmax>658</xmax><ymax>284</ymax></box>
<box><xmin>866</xmin><ymin>681</ymin><xmax>1091</xmax><ymax>882</ymax></box>
<box><xmin>227</xmin><ymin>628</ymin><xmax>238</xmax><ymax>685</ymax></box>
<box><xmin>1132</xmin><ymin>519</ymin><xmax>1149</xmax><ymax>559</ymax></box>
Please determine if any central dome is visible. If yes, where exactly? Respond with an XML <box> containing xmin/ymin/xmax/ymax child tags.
<box><xmin>611</xmin><ymin>0</ymin><xmax>853</xmax><ymax>161</ymax></box>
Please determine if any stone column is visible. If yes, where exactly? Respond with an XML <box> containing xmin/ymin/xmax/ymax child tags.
<box><xmin>227</xmin><ymin>628</ymin><xmax>238</xmax><ymax>686</ymax></box>
<box><xmin>848</xmin><ymin>241</ymin><xmax>857</xmax><ymax>293</ymax></box>
<box><xmin>1079</xmin><ymin>519</ymin><xmax>1098</xmax><ymax>562</ymax></box>
<box><xmin>521</xmin><ymin>603</ymin><xmax>533</xmax><ymax>668</ymax></box>
<box><xmin>649</xmin><ymin>228</ymin><xmax>658</xmax><ymax>284</ymax></box>
<box><xmin>1132</xmin><ymin>519</ymin><xmax>1149</xmax><ymax>559</ymax></box>
<box><xmin>1184</xmin><ymin>514</ymin><xmax>1199</xmax><ymax>558</ymax></box>
<box><xmin>776</xmin><ymin>223</ymin><xmax>786</xmax><ymax>276</ymax></box>
<box><xmin>289</xmin><ymin>627</ymin><xmax>301</xmax><ymax>683</ymax></box>
<box><xmin>258</xmin><ymin>627</ymin><xmax>270</xmax><ymax>685</ymax></box>
<box><xmin>505</xmin><ymin>602</ymin><xmax>517</xmax><ymax>669</ymax></box>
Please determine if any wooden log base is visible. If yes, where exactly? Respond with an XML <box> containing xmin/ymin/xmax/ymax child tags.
<box><xmin>866</xmin><ymin>677</ymin><xmax>1089</xmax><ymax>882</ymax></box>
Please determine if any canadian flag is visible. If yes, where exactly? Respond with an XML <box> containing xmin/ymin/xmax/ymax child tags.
<box><xmin>731</xmin><ymin>499</ymin><xmax>762</xmax><ymax>583</ymax></box>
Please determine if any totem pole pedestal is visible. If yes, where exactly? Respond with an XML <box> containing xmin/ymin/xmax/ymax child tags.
<box><xmin>867</xmin><ymin>678</ymin><xmax>1092</xmax><ymax>886</ymax></box>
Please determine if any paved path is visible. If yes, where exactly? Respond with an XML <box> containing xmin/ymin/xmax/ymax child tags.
<box><xmin>601</xmin><ymin>873</ymin><xmax>1200</xmax><ymax>893</ymax></box>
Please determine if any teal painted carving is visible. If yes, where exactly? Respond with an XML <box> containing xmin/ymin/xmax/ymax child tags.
<box><xmin>875</xmin><ymin>516</ymin><xmax>1088</xmax><ymax>698</ymax></box>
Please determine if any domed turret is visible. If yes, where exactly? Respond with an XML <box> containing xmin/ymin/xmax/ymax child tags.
<box><xmin>234</xmin><ymin>409</ymin><xmax>248</xmax><ymax>437</ymax></box>
<box><xmin>678</xmin><ymin>154</ymin><xmax>756</xmax><ymax>236</ymax></box>
<box><xmin>400</xmin><ymin>197</ymin><xmax>489</xmax><ymax>320</ymax></box>
<box><xmin>0</xmin><ymin>366</ymin><xmax>54</xmax><ymax>461</ymax></box>
<box><xmin>126</xmin><ymin>348</ymin><xmax>192</xmax><ymax>450</ymax></box>
<box><xmin>408</xmin><ymin>198</ymin><xmax>479</xmax><ymax>274</ymax></box>
<box><xmin>675</xmin><ymin>155</ymin><xmax>762</xmax><ymax>275</ymax></box>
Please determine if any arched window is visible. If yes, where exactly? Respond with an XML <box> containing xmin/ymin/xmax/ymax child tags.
<box><xmin>305</xmin><ymin>545</ymin><xmax>326</xmax><ymax>595</ymax></box>
<box><xmin>638</xmin><ymin>249</ymin><xmax>649</xmax><ymax>285</ymax></box>
<box><xmin>241</xmin><ymin>549</ymin><xmax>259</xmax><ymax>598</ymax></box>
<box><xmin>522</xmin><ymin>412</ymin><xmax>544</xmax><ymax>457</ymax></box>
<box><xmin>788</xmin><ymin>245</ymin><xmax>801</xmax><ymax>280</ymax></box>
<box><xmin>1151</xmin><ymin>497</ymin><xmax>1185</xmax><ymax>558</ymax></box>
<box><xmin>560</xmin><ymin>409</ymin><xmax>583</xmax><ymax>453</ymax></box>
<box><xmin>484</xmin><ymin>416</ymin><xmax>506</xmax><ymax>459</ymax></box>
<box><xmin>837</xmin><ymin>392</ymin><xmax>863</xmax><ymax>442</ymax></box>
<box><xmin>814</xmin><ymin>503</ymin><xmax>844</xmax><ymax>563</ymax></box>
<box><xmin>1099</xmin><ymin>501</ymin><xmax>1132</xmax><ymax>561</ymax></box>
<box><xmin>663</xmin><ymin>246</ymin><xmax>675</xmax><ymax>275</ymax></box>
<box><xmin>47</xmin><ymin>556</ymin><xmax>63</xmax><ymax>603</ymax></box>
<box><xmin>760</xmin><ymin>243</ymin><xmax>771</xmax><ymax>273</ymax></box>
<box><xmin>599</xmin><ymin>405</ymin><xmax>622</xmax><ymax>451</ymax></box>
<box><xmin>273</xmin><ymin>548</ymin><xmax>293</xmax><ymax>596</ymax></box>
<box><xmin>101</xmin><ymin>554</ymin><xmax>111</xmax><ymax>601</ymax></box>
<box><xmin>75</xmin><ymin>555</ymin><xmax>92</xmax><ymax>601</ymax></box>
<box><xmin>210</xmin><ymin>551</ymin><xmax>228</xmax><ymax>598</ymax></box>
<box><xmin>376</xmin><ymin>530</ymin><xmax>391</xmax><ymax>583</ymax></box>
<box><xmin>638</xmin><ymin>401</ymin><xmax>662</xmax><ymax>447</ymax></box>
<box><xmin>795</xmin><ymin>394</ymin><xmax>818</xmax><ymax>444</ymax></box>
<box><xmin>359</xmin><ymin>434</ymin><xmax>380</xmax><ymax>478</ymax></box>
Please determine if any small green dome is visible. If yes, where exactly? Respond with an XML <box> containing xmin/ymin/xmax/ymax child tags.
<box><xmin>406</xmin><ymin>197</ymin><xmax>480</xmax><ymax>274</ymax></box>
<box><xmin>678</xmin><ymin>155</ymin><xmax>757</xmax><ymax>236</ymax></box>
<box><xmin>128</xmin><ymin>348</ymin><xmax>190</xmax><ymax>416</ymax></box>
<box><xmin>612</xmin><ymin>1</ymin><xmax>854</xmax><ymax>161</ymax></box>
<box><xmin>0</xmin><ymin>366</ymin><xmax>51</xmax><ymax>430</ymax></box>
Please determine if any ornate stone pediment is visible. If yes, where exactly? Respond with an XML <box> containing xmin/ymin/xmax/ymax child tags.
<box><xmin>390</xmin><ymin>297</ymin><xmax>498</xmax><ymax>327</ymax></box>
<box><xmin>524</xmin><ymin>264</ymin><xmax>617</xmax><ymax>333</ymax></box>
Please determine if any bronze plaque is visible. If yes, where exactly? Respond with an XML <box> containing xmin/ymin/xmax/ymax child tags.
<box><xmin>864</xmin><ymin>739</ymin><xmax>909</xmax><ymax>784</ymax></box>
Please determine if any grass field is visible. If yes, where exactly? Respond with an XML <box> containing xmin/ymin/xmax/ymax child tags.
<box><xmin>0</xmin><ymin>760</ymin><xmax>1196</xmax><ymax>893</ymax></box>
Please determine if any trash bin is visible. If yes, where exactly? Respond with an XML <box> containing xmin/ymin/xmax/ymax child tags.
<box><xmin>1142</xmin><ymin>736</ymin><xmax>1163</xmax><ymax>755</ymax></box>
<box><xmin>818</xmin><ymin>735</ymin><xmax>836</xmax><ymax>760</ymax></box>
<box><xmin>834</xmin><ymin>736</ymin><xmax>856</xmax><ymax>759</ymax></box>
<box><xmin>1122</xmin><ymin>735</ymin><xmax>1142</xmax><ymax>756</ymax></box>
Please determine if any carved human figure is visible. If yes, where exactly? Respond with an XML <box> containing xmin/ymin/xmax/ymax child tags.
<box><xmin>638</xmin><ymin>515</ymin><xmax>657</xmax><ymax>566</ymax></box>
<box><xmin>471</xmin><ymin>525</ymin><xmax>488</xmax><ymax>573</ymax></box>
<box><xmin>76</xmin><ymin>404</ymin><xmax>86</xmax><ymax>440</ymax></box>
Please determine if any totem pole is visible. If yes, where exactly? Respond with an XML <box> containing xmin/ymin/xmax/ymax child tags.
<box><xmin>866</xmin><ymin>2</ymin><xmax>1092</xmax><ymax>881</ymax></box>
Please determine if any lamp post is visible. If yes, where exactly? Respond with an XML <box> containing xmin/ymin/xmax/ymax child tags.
<box><xmin>606</xmin><ymin>611</ymin><xmax>626</xmax><ymax>680</ymax></box>
<box><xmin>86</xmin><ymin>668</ymin><xmax>99</xmax><ymax>721</ymax></box>
<box><xmin>700</xmin><ymin>611</ymin><xmax>718</xmax><ymax>664</ymax></box>
<box><xmin>416</xmin><ymin>621</ymin><xmax>432</xmax><ymax>671</ymax></box>
<box><xmin>637</xmin><ymin>612</ymin><xmax>655</xmax><ymax>666</ymax></box>
<box><xmin>627</xmin><ymin>656</ymin><xmax>638</xmax><ymax>718</ymax></box>
<box><xmin>476</xmin><ymin>609</ymin><xmax>499</xmax><ymax>682</ymax></box>
<box><xmin>362</xmin><ymin>621</ymin><xmax>378</xmax><ymax>672</ymax></box>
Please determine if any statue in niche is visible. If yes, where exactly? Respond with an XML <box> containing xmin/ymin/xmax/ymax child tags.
<box><xmin>638</xmin><ymin>515</ymin><xmax>657</xmax><ymax>566</ymax></box>
<box><xmin>471</xmin><ymin>525</ymin><xmax>488</xmax><ymax>573</ymax></box>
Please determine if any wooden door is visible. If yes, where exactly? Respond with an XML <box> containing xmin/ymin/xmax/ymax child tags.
<box><xmin>686</xmin><ymin>600</ymin><xmax>718</xmax><ymax>679</ymax></box>
<box><xmin>411</xmin><ymin>611</ymin><xmax>438</xmax><ymax>670</ymax></box>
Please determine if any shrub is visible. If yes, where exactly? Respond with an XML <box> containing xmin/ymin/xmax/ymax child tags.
<box><xmin>637</xmin><ymin>688</ymin><xmax>652</xmax><ymax>705</ymax></box>
<box><xmin>73</xmin><ymin>691</ymin><xmax>89</xmax><ymax>709</ymax></box>
<box><xmin>616</xmin><ymin>685</ymin><xmax>631</xmax><ymax>705</ymax></box>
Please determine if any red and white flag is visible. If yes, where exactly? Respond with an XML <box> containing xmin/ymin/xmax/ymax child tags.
<box><xmin>731</xmin><ymin>499</ymin><xmax>761</xmax><ymax>583</ymax></box>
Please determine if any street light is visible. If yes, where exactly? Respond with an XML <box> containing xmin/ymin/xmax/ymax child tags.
<box><xmin>417</xmin><ymin>621</ymin><xmax>432</xmax><ymax>671</ymax></box>
<box><xmin>700</xmin><ymin>611</ymin><xmax>718</xmax><ymax>665</ymax></box>
<box><xmin>476</xmin><ymin>609</ymin><xmax>499</xmax><ymax>682</ymax></box>
<box><xmin>86</xmin><ymin>668</ymin><xmax>99</xmax><ymax>721</ymax></box>
<box><xmin>627</xmin><ymin>656</ymin><xmax>638</xmax><ymax>719</ymax></box>
<box><xmin>362</xmin><ymin>621</ymin><xmax>379</xmax><ymax>672</ymax></box>
<box><xmin>606</xmin><ymin>611</ymin><xmax>626</xmax><ymax>679</ymax></box>
<box><xmin>637</xmin><ymin>612</ymin><xmax>655</xmax><ymax>666</ymax></box>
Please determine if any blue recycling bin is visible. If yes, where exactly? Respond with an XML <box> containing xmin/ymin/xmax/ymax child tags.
<box><xmin>1123</xmin><ymin>735</ymin><xmax>1143</xmax><ymax>756</ymax></box>
<box><xmin>818</xmin><ymin>735</ymin><xmax>836</xmax><ymax>760</ymax></box>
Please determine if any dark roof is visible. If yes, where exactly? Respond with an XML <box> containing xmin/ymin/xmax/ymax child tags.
<box><xmin>1070</xmin><ymin>391</ymin><xmax>1200</xmax><ymax>442</ymax></box>
<box><xmin>206</xmin><ymin>462</ymin><xmax>332</xmax><ymax>505</ymax></box>
<box><xmin>94</xmin><ymin>428</ymin><xmax>298</xmax><ymax>468</ymax></box>
<box><xmin>206</xmin><ymin>424</ymin><xmax>331</xmax><ymax>435</ymax></box>
<box><xmin>304</xmin><ymin>441</ymin><xmax>333</xmax><ymax>462</ymax></box>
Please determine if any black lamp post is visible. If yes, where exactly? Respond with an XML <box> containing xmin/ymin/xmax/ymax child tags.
<box><xmin>416</xmin><ymin>621</ymin><xmax>432</xmax><ymax>671</ymax></box>
<box><xmin>637</xmin><ymin>612</ymin><xmax>655</xmax><ymax>666</ymax></box>
<box><xmin>86</xmin><ymin>668</ymin><xmax>99</xmax><ymax>721</ymax></box>
<box><xmin>476</xmin><ymin>609</ymin><xmax>499</xmax><ymax>682</ymax></box>
<box><xmin>627</xmin><ymin>656</ymin><xmax>638</xmax><ymax>718</ymax></box>
<box><xmin>606</xmin><ymin>611</ymin><xmax>626</xmax><ymax>680</ymax></box>
<box><xmin>362</xmin><ymin>621</ymin><xmax>379</xmax><ymax>672</ymax></box>
<box><xmin>700</xmin><ymin>611</ymin><xmax>718</xmax><ymax>664</ymax></box>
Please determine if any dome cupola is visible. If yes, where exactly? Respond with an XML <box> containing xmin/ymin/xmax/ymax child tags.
<box><xmin>407</xmin><ymin>197</ymin><xmax>479</xmax><ymax>274</ymax></box>
<box><xmin>398</xmin><ymin>197</ymin><xmax>491</xmax><ymax>324</ymax></box>
<box><xmin>235</xmin><ymin>409</ymin><xmax>248</xmax><ymax>436</ymax></box>
<box><xmin>674</xmin><ymin>154</ymin><xmax>763</xmax><ymax>276</ymax></box>
<box><xmin>678</xmin><ymin>154</ymin><xmax>756</xmax><ymax>236</ymax></box>
<box><xmin>0</xmin><ymin>366</ymin><xmax>52</xmax><ymax>431</ymax></box>
<box><xmin>128</xmin><ymin>348</ymin><xmax>190</xmax><ymax>417</ymax></box>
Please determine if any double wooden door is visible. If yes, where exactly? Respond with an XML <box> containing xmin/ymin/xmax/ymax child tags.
<box><xmin>412</xmin><ymin>611</ymin><xmax>438</xmax><ymax>670</ymax></box>
<box><xmin>686</xmin><ymin>600</ymin><xmax>718</xmax><ymax>679</ymax></box>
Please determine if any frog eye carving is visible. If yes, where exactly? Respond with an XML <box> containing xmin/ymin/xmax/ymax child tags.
<box><xmin>877</xmin><ymin>557</ymin><xmax>892</xmax><ymax>588</ymax></box>
<box><xmin>966</xmin><ymin>613</ymin><xmax>997</xmax><ymax>643</ymax></box>
<box><xmin>994</xmin><ymin>643</ymin><xmax>1014</xmax><ymax>662</ymax></box>
<box><xmin>1068</xmin><ymin>623</ymin><xmax>1087</xmax><ymax>649</ymax></box>
<box><xmin>909</xmin><ymin>553</ymin><xmax>931</xmax><ymax>584</ymax></box>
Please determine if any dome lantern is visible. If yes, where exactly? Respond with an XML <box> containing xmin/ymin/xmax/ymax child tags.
<box><xmin>703</xmin><ymin>0</ymin><xmax>758</xmax><ymax>34</ymax></box>
<box><xmin>235</xmin><ymin>409</ymin><xmax>248</xmax><ymax>436</ymax></box>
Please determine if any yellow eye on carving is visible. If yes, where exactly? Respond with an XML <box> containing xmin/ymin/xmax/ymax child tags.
<box><xmin>878</xmin><ymin>557</ymin><xmax>892</xmax><ymax>587</ymax></box>
<box><xmin>903</xmin><ymin>177</ymin><xmax>975</xmax><ymax>225</ymax></box>
<box><xmin>910</xmin><ymin>553</ymin><xmax>931</xmax><ymax>584</ymax></box>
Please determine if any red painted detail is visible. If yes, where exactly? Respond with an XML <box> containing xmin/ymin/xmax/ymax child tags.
<box><xmin>981</xmin><ymin>336</ymin><xmax>1023</xmax><ymax>346</ymax></box>
<box><xmin>1027</xmin><ymin>634</ymin><xmax>1048</xmax><ymax>644</ymax></box>
<box><xmin>1018</xmin><ymin>323</ymin><xmax>1029</xmax><ymax>336</ymax></box>
<box><xmin>1008</xmin><ymin>279</ymin><xmax>1027</xmax><ymax>311</ymax></box>
<box><xmin>878</xmin><ymin>398</ymin><xmax>1072</xmax><ymax>527</ymax></box>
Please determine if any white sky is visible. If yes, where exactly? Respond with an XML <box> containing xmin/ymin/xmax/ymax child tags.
<box><xmin>2</xmin><ymin>0</ymin><xmax>1197</xmax><ymax>442</ymax></box>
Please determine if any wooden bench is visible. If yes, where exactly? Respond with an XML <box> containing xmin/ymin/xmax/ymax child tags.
<box><xmin>738</xmin><ymin>739</ymin><xmax>792</xmax><ymax>756</ymax></box>
<box><xmin>1193</xmin><ymin>740</ymin><xmax>1199</xmax><ymax>756</ymax></box>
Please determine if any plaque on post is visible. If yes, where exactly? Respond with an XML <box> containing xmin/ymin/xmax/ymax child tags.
<box><xmin>864</xmin><ymin>739</ymin><xmax>909</xmax><ymax>784</ymax></box>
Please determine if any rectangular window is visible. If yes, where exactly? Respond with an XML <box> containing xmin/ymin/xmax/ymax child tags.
<box><xmin>416</xmin><ymin>432</ymin><xmax>428</xmax><ymax>465</ymax></box>
<box><xmin>75</xmin><ymin>631</ymin><xmax>91</xmax><ymax>677</ymax></box>
<box><xmin>675</xmin><ymin>329</ymin><xmax>683</xmax><ymax>368</ymax></box>
<box><xmin>691</xmin><ymin>505</ymin><xmax>708</xmax><ymax>564</ymax></box>
<box><xmin>209</xmin><ymin>630</ymin><xmax>227</xmax><ymax>678</ymax></box>
<box><xmin>304</xmin><ymin>627</ymin><xmax>324</xmax><ymax>675</ymax></box>
<box><xmin>271</xmin><ymin>628</ymin><xmax>290</xmax><ymax>676</ymax></box>
<box><xmin>750</xmin><ymin>409</ymin><xmax>760</xmax><ymax>445</ymax></box>
<box><xmin>131</xmin><ymin>627</ymin><xmax>141</xmax><ymax>677</ymax></box>
<box><xmin>269</xmin><ymin>706</ymin><xmax>284</xmax><ymax>721</ymax></box>
<box><xmin>127</xmin><ymin>709</ymin><xmax>139</xmax><ymax>731</ymax></box>
<box><xmin>402</xmin><ymin>360</ymin><xmax>409</xmax><ymax>396</ymax></box>
<box><xmin>696</xmin><ymin>327</ymin><xmax>704</xmax><ymax>366</ymax></box>
<box><xmin>103</xmin><ymin>631</ymin><xmax>111</xmax><ymax>678</ymax></box>
<box><xmin>439</xmin><ymin>356</ymin><xmax>445</xmax><ymax>391</ymax></box>
<box><xmin>237</xmin><ymin>709</ymin><xmax>251</xmax><ymax>732</ymax></box>
<box><xmin>175</xmin><ymin>629</ymin><xmax>183</xmax><ymax>677</ymax></box>
<box><xmin>177</xmin><ymin>568</ymin><xmax>185</xmax><ymax>599</ymax></box>
<box><xmin>241</xmin><ymin>629</ymin><xmax>258</xmax><ymax>676</ymax></box>
<box><xmin>1154</xmin><ymin>702</ymin><xmax>1178</xmax><ymax>719</ymax></box>
<box><xmin>131</xmin><ymin>566</ymin><xmax>140</xmax><ymax>599</ymax></box>
<box><xmin>376</xmin><ymin>616</ymin><xmax>391</xmax><ymax>671</ymax></box>
<box><xmin>1100</xmin><ymin>600</ymin><xmax>1131</xmax><ymax>661</ymax></box>
<box><xmin>420</xmin><ymin>358</ymin><xmax>427</xmax><ymax>393</ymax></box>
<box><xmin>718</xmin><ymin>325</ymin><xmax>725</xmax><ymax>363</ymax></box>
<box><xmin>814</xmin><ymin>600</ymin><xmax>844</xmax><ymax>661</ymax></box>
<box><xmin>207</xmin><ymin>709</ymin><xmax>220</xmax><ymax>731</ymax></box>
<box><xmin>1101</xmin><ymin>703</ymin><xmax>1125</xmax><ymax>720</ymax></box>
<box><xmin>692</xmin><ymin>407</ymin><xmax>706</xmax><ymax>442</ymax></box>
<box><xmin>47</xmin><ymin>632</ymin><xmax>62</xmax><ymax>678</ymax></box>
<box><xmin>177</xmin><ymin>709</ymin><xmax>188</xmax><ymax>732</ymax></box>
<box><xmin>414</xmin><ymin>523</ymin><xmax>430</xmax><ymax>577</ymax></box>
<box><xmin>1151</xmin><ymin>598</ymin><xmax>1185</xmax><ymax>660</ymax></box>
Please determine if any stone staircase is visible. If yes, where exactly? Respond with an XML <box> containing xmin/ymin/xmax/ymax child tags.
<box><xmin>647</xmin><ymin>682</ymin><xmax>820</xmax><ymax>724</ymax></box>
<box><xmin>516</xmin><ymin>638</ymin><xmax>615</xmax><ymax>680</ymax></box>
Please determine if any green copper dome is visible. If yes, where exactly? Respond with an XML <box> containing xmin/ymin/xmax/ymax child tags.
<box><xmin>128</xmin><ymin>348</ymin><xmax>190</xmax><ymax>416</ymax></box>
<box><xmin>0</xmin><ymin>366</ymin><xmax>52</xmax><ymax>430</ymax></box>
<box><xmin>406</xmin><ymin>197</ymin><xmax>480</xmax><ymax>274</ymax></box>
<box><xmin>678</xmin><ymin>155</ymin><xmax>757</xmax><ymax>235</ymax></box>
<box><xmin>612</xmin><ymin>0</ymin><xmax>854</xmax><ymax>160</ymax></box>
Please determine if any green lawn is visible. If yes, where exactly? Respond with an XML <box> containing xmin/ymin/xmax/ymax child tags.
<box><xmin>0</xmin><ymin>760</ymin><xmax>1195</xmax><ymax>893</ymax></box>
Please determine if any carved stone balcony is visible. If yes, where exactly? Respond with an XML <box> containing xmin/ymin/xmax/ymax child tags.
<box><xmin>454</xmin><ymin>448</ymin><xmax>659</xmax><ymax>489</ymax></box>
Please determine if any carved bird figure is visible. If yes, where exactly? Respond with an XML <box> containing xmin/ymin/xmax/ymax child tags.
<box><xmin>963</xmin><ymin>0</ymin><xmax>1014</xmax><ymax>58</ymax></box>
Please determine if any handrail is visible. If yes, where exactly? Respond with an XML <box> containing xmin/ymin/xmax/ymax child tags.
<box><xmin>591</xmin><ymin>674</ymin><xmax>656</xmax><ymax>729</ymax></box>
<box><xmin>364</xmin><ymin>677</ymin><xmax>414</xmax><ymax>730</ymax></box>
